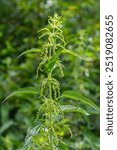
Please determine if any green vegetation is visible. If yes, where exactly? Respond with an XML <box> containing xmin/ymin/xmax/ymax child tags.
<box><xmin>0</xmin><ymin>0</ymin><xmax>99</xmax><ymax>150</ymax></box>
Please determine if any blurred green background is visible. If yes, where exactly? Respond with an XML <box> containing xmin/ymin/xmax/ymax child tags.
<box><xmin>0</xmin><ymin>0</ymin><xmax>99</xmax><ymax>149</ymax></box>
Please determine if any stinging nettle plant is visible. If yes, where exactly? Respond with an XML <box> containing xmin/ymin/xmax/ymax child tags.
<box><xmin>3</xmin><ymin>14</ymin><xmax>99</xmax><ymax>150</ymax></box>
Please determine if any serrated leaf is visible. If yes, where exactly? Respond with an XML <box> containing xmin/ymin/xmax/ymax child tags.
<box><xmin>61</xmin><ymin>49</ymin><xmax>88</xmax><ymax>61</ymax></box>
<box><xmin>25</xmin><ymin>124</ymin><xmax>41</xmax><ymax>146</ymax></box>
<box><xmin>2</xmin><ymin>87</ymin><xmax>39</xmax><ymax>103</ymax></box>
<box><xmin>17</xmin><ymin>48</ymin><xmax>41</xmax><ymax>58</ymax></box>
<box><xmin>62</xmin><ymin>90</ymin><xmax>99</xmax><ymax>111</ymax></box>
<box><xmin>23</xmin><ymin>122</ymin><xmax>42</xmax><ymax>149</ymax></box>
<box><xmin>45</xmin><ymin>50</ymin><xmax>62</xmax><ymax>73</ymax></box>
<box><xmin>61</xmin><ymin>105</ymin><xmax>89</xmax><ymax>115</ymax></box>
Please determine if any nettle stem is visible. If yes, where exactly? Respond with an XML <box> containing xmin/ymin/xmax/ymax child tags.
<box><xmin>39</xmin><ymin>14</ymin><xmax>66</xmax><ymax>149</ymax></box>
<box><xmin>29</xmin><ymin>14</ymin><xmax>67</xmax><ymax>149</ymax></box>
<box><xmin>53</xmin><ymin>28</ymin><xmax>56</xmax><ymax>54</ymax></box>
<box><xmin>48</xmin><ymin>73</ymin><xmax>53</xmax><ymax>147</ymax></box>
<box><xmin>48</xmin><ymin>27</ymin><xmax>56</xmax><ymax>148</ymax></box>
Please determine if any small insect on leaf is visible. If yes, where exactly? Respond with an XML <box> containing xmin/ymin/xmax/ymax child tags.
<box><xmin>62</xmin><ymin>90</ymin><xmax>99</xmax><ymax>111</ymax></box>
<box><xmin>17</xmin><ymin>48</ymin><xmax>41</xmax><ymax>59</ymax></box>
<box><xmin>2</xmin><ymin>87</ymin><xmax>39</xmax><ymax>103</ymax></box>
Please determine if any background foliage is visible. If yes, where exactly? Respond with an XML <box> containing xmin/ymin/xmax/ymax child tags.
<box><xmin>0</xmin><ymin>0</ymin><xmax>99</xmax><ymax>149</ymax></box>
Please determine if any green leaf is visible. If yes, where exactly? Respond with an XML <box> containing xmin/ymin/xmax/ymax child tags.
<box><xmin>45</xmin><ymin>50</ymin><xmax>62</xmax><ymax>73</ymax></box>
<box><xmin>2</xmin><ymin>87</ymin><xmax>39</xmax><ymax>103</ymax></box>
<box><xmin>59</xmin><ymin>141</ymin><xmax>68</xmax><ymax>150</ymax></box>
<box><xmin>62</xmin><ymin>90</ymin><xmax>99</xmax><ymax>111</ymax></box>
<box><xmin>0</xmin><ymin>120</ymin><xmax>14</xmax><ymax>134</ymax></box>
<box><xmin>61</xmin><ymin>105</ymin><xmax>89</xmax><ymax>115</ymax></box>
<box><xmin>25</xmin><ymin>123</ymin><xmax>41</xmax><ymax>147</ymax></box>
<box><xmin>61</xmin><ymin>49</ymin><xmax>89</xmax><ymax>61</ymax></box>
<box><xmin>23</xmin><ymin>122</ymin><xmax>42</xmax><ymax>150</ymax></box>
<box><xmin>17</xmin><ymin>48</ymin><xmax>41</xmax><ymax>58</ymax></box>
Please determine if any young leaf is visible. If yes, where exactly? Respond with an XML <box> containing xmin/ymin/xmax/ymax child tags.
<box><xmin>61</xmin><ymin>105</ymin><xmax>89</xmax><ymax>115</ymax></box>
<box><xmin>17</xmin><ymin>48</ymin><xmax>41</xmax><ymax>58</ymax></box>
<box><xmin>45</xmin><ymin>50</ymin><xmax>62</xmax><ymax>74</ymax></box>
<box><xmin>62</xmin><ymin>90</ymin><xmax>99</xmax><ymax>111</ymax></box>
<box><xmin>61</xmin><ymin>49</ymin><xmax>89</xmax><ymax>61</ymax></box>
<box><xmin>2</xmin><ymin>87</ymin><xmax>39</xmax><ymax>103</ymax></box>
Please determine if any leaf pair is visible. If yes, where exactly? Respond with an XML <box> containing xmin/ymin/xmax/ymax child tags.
<box><xmin>45</xmin><ymin>48</ymin><xmax>89</xmax><ymax>74</ymax></box>
<box><xmin>17</xmin><ymin>48</ymin><xmax>87</xmax><ymax>60</ymax></box>
<box><xmin>17</xmin><ymin>47</ymin><xmax>88</xmax><ymax>71</ymax></box>
<box><xmin>2</xmin><ymin>88</ymin><xmax>99</xmax><ymax>115</ymax></box>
